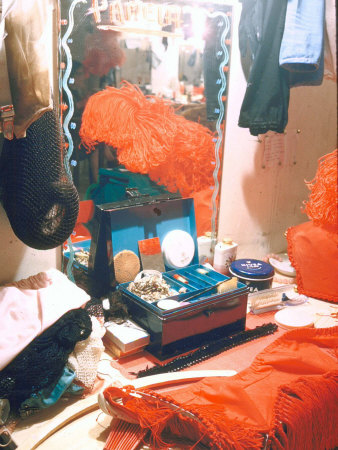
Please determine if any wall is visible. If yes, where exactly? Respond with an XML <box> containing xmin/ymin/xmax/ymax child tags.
<box><xmin>0</xmin><ymin>208</ymin><xmax>61</xmax><ymax>283</ymax></box>
<box><xmin>218</xmin><ymin>1</ymin><xmax>337</xmax><ymax>259</ymax></box>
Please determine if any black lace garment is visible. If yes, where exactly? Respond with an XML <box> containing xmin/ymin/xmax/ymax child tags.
<box><xmin>0</xmin><ymin>308</ymin><xmax>92</xmax><ymax>407</ymax></box>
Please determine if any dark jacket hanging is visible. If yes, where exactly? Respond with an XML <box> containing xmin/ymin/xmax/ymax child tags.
<box><xmin>238</xmin><ymin>0</ymin><xmax>289</xmax><ymax>136</ymax></box>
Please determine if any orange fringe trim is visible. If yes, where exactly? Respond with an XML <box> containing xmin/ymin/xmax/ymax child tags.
<box><xmin>103</xmin><ymin>386</ymin><xmax>265</xmax><ymax>450</ymax></box>
<box><xmin>302</xmin><ymin>149</ymin><xmax>338</xmax><ymax>230</ymax></box>
<box><xmin>79</xmin><ymin>81</ymin><xmax>215</xmax><ymax>196</ymax></box>
<box><xmin>270</xmin><ymin>371</ymin><xmax>338</xmax><ymax>450</ymax></box>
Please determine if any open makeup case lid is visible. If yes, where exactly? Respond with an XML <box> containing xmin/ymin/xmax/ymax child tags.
<box><xmin>88</xmin><ymin>194</ymin><xmax>245</xmax><ymax>294</ymax></box>
<box><xmin>86</xmin><ymin>194</ymin><xmax>199</xmax><ymax>290</ymax></box>
<box><xmin>93</xmin><ymin>194</ymin><xmax>199</xmax><ymax>271</ymax></box>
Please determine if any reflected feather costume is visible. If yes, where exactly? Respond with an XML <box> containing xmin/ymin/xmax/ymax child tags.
<box><xmin>79</xmin><ymin>81</ymin><xmax>215</xmax><ymax>197</ymax></box>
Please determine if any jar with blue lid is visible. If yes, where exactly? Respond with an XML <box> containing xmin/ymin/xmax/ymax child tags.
<box><xmin>229</xmin><ymin>259</ymin><xmax>274</xmax><ymax>292</ymax></box>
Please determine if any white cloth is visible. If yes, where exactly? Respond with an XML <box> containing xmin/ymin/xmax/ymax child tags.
<box><xmin>0</xmin><ymin>269</ymin><xmax>90</xmax><ymax>370</ymax></box>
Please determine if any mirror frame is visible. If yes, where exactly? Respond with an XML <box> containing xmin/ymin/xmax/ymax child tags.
<box><xmin>59</xmin><ymin>0</ymin><xmax>233</xmax><ymax>282</ymax></box>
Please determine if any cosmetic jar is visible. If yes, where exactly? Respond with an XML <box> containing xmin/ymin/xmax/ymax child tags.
<box><xmin>229</xmin><ymin>259</ymin><xmax>274</xmax><ymax>292</ymax></box>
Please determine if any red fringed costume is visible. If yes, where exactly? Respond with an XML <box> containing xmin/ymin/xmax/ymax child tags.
<box><xmin>287</xmin><ymin>149</ymin><xmax>338</xmax><ymax>303</ymax></box>
<box><xmin>79</xmin><ymin>81</ymin><xmax>215</xmax><ymax>198</ymax></box>
<box><xmin>103</xmin><ymin>327</ymin><xmax>338</xmax><ymax>449</ymax></box>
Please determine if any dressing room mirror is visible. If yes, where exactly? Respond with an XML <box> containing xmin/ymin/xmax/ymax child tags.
<box><xmin>59</xmin><ymin>0</ymin><xmax>233</xmax><ymax>280</ymax></box>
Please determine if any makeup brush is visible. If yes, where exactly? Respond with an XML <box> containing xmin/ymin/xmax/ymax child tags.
<box><xmin>179</xmin><ymin>277</ymin><xmax>238</xmax><ymax>303</ymax></box>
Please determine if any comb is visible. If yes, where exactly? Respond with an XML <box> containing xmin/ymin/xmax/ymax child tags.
<box><xmin>249</xmin><ymin>286</ymin><xmax>298</xmax><ymax>314</ymax></box>
<box><xmin>104</xmin><ymin>419</ymin><xmax>147</xmax><ymax>450</ymax></box>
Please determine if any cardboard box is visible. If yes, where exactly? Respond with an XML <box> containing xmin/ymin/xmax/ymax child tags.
<box><xmin>105</xmin><ymin>319</ymin><xmax>150</xmax><ymax>353</ymax></box>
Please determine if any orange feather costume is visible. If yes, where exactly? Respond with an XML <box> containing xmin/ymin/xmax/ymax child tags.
<box><xmin>79</xmin><ymin>81</ymin><xmax>216</xmax><ymax>198</ymax></box>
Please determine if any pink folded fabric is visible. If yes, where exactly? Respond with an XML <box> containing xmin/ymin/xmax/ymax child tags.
<box><xmin>0</xmin><ymin>269</ymin><xmax>90</xmax><ymax>370</ymax></box>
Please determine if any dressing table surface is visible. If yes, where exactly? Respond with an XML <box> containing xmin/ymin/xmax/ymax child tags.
<box><xmin>12</xmin><ymin>297</ymin><xmax>337</xmax><ymax>449</ymax></box>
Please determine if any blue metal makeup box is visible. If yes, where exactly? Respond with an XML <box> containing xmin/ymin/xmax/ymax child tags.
<box><xmin>66</xmin><ymin>194</ymin><xmax>249</xmax><ymax>358</ymax></box>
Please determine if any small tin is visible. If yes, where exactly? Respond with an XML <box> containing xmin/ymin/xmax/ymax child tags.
<box><xmin>229</xmin><ymin>259</ymin><xmax>274</xmax><ymax>293</ymax></box>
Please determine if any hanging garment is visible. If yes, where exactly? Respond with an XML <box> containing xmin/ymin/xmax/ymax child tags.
<box><xmin>238</xmin><ymin>0</ymin><xmax>289</xmax><ymax>136</ymax></box>
<box><xmin>0</xmin><ymin>0</ymin><xmax>16</xmax><ymax>140</ymax></box>
<box><xmin>323</xmin><ymin>0</ymin><xmax>336</xmax><ymax>82</ymax></box>
<box><xmin>0</xmin><ymin>308</ymin><xmax>92</xmax><ymax>407</ymax></box>
<box><xmin>0</xmin><ymin>269</ymin><xmax>90</xmax><ymax>371</ymax></box>
<box><xmin>103</xmin><ymin>327</ymin><xmax>338</xmax><ymax>449</ymax></box>
<box><xmin>279</xmin><ymin>0</ymin><xmax>325</xmax><ymax>87</ymax></box>
<box><xmin>2</xmin><ymin>0</ymin><xmax>53</xmax><ymax>138</ymax></box>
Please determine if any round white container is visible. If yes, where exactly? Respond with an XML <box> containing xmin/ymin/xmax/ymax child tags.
<box><xmin>161</xmin><ymin>230</ymin><xmax>195</xmax><ymax>269</ymax></box>
<box><xmin>213</xmin><ymin>238</ymin><xmax>238</xmax><ymax>275</ymax></box>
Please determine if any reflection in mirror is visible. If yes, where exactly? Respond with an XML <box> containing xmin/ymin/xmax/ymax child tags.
<box><xmin>60</xmin><ymin>0</ymin><xmax>232</xmax><ymax>281</ymax></box>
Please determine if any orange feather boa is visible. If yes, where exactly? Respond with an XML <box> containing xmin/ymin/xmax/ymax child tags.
<box><xmin>79</xmin><ymin>81</ymin><xmax>216</xmax><ymax>197</ymax></box>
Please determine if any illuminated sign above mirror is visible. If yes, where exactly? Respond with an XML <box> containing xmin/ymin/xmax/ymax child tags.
<box><xmin>91</xmin><ymin>0</ymin><xmax>182</xmax><ymax>32</ymax></box>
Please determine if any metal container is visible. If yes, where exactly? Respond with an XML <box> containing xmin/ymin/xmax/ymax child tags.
<box><xmin>119</xmin><ymin>264</ymin><xmax>248</xmax><ymax>359</ymax></box>
<box><xmin>82</xmin><ymin>195</ymin><xmax>249</xmax><ymax>358</ymax></box>
<box><xmin>229</xmin><ymin>259</ymin><xmax>274</xmax><ymax>293</ymax></box>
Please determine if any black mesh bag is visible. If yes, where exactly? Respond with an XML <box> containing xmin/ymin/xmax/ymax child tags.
<box><xmin>0</xmin><ymin>108</ymin><xmax>79</xmax><ymax>249</ymax></box>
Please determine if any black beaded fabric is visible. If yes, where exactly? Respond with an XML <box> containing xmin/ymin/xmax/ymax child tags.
<box><xmin>136</xmin><ymin>323</ymin><xmax>278</xmax><ymax>378</ymax></box>
<box><xmin>0</xmin><ymin>108</ymin><xmax>79</xmax><ymax>250</ymax></box>
<box><xmin>0</xmin><ymin>308</ymin><xmax>92</xmax><ymax>407</ymax></box>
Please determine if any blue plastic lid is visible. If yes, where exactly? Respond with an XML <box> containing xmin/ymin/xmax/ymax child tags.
<box><xmin>229</xmin><ymin>259</ymin><xmax>274</xmax><ymax>280</ymax></box>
